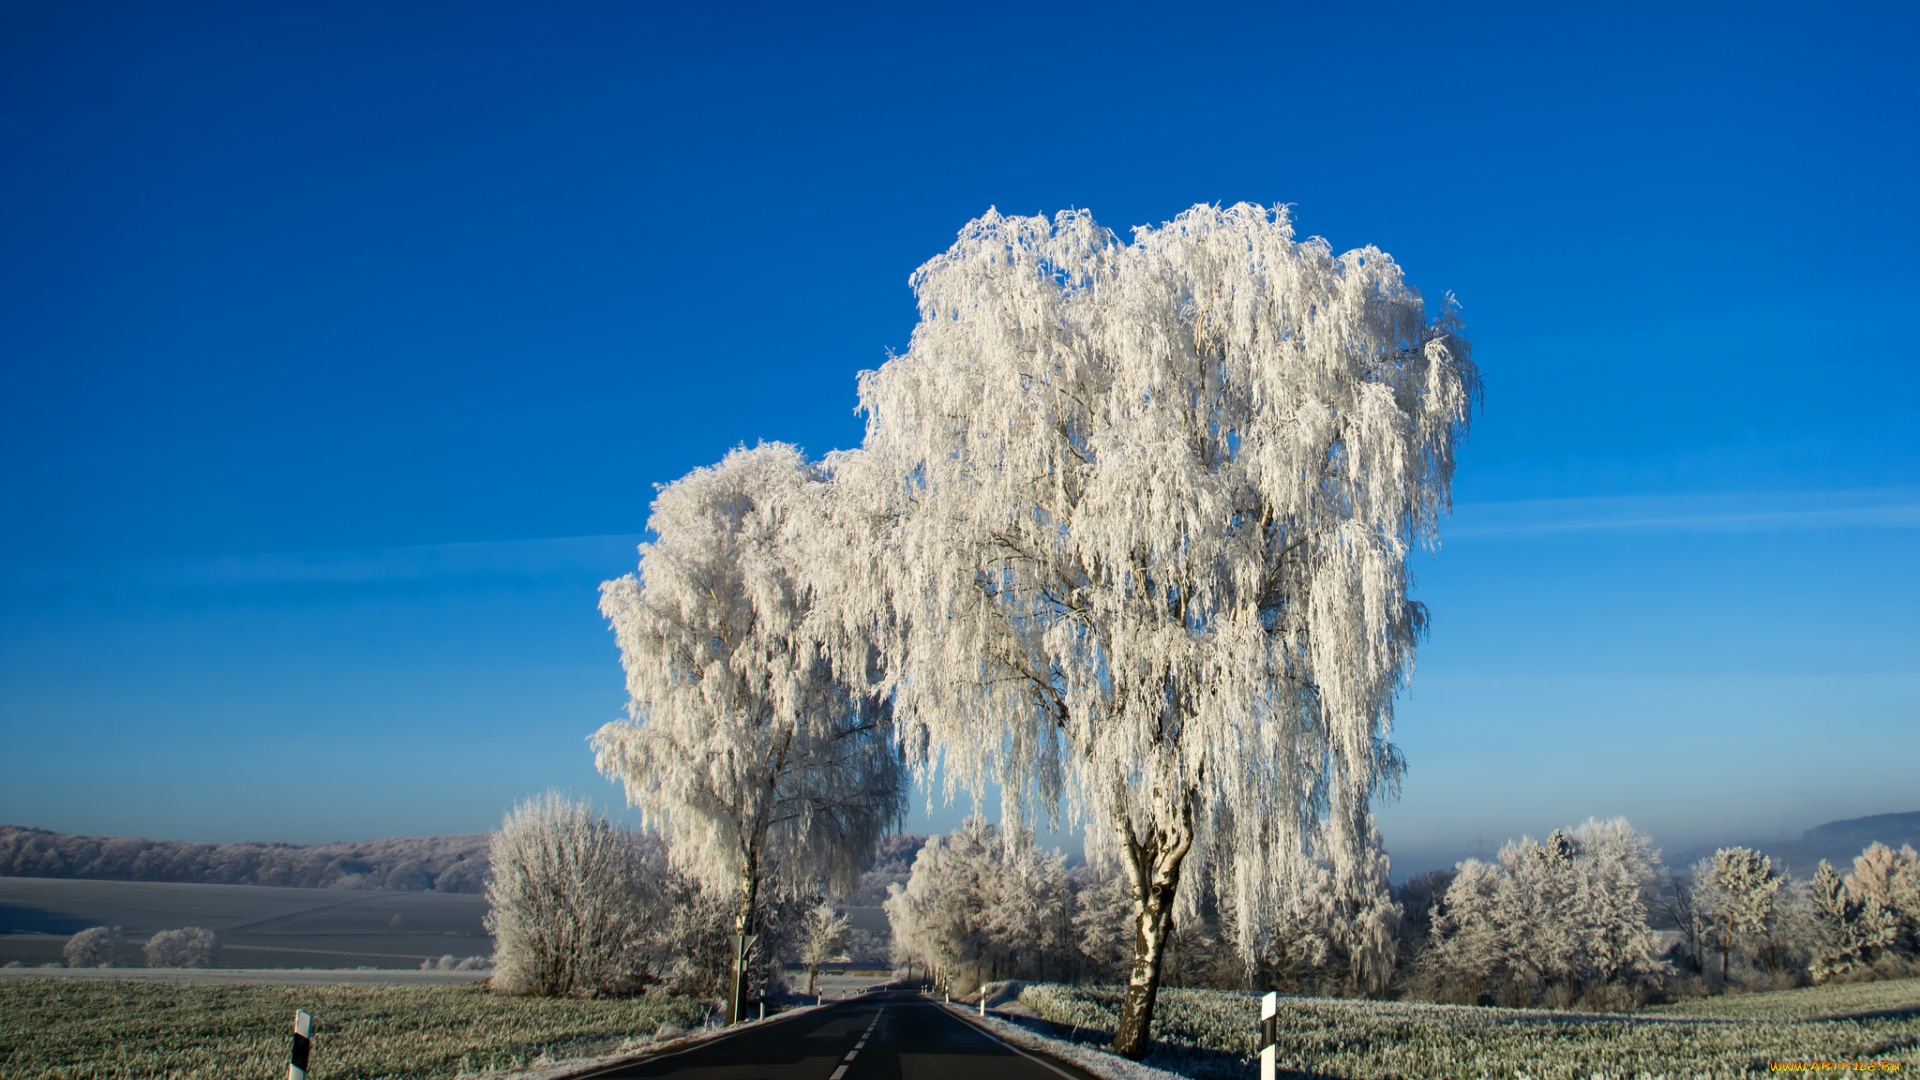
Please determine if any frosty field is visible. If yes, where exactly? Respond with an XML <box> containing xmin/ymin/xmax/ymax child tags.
<box><xmin>0</xmin><ymin>877</ymin><xmax>489</xmax><ymax>968</ymax></box>
<box><xmin>1011</xmin><ymin>979</ymin><xmax>1920</xmax><ymax>1079</ymax></box>
<box><xmin>0</xmin><ymin>978</ymin><xmax>705</xmax><ymax>1080</ymax></box>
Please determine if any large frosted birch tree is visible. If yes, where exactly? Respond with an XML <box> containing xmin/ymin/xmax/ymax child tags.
<box><xmin>831</xmin><ymin>203</ymin><xmax>1475</xmax><ymax>1057</ymax></box>
<box><xmin>594</xmin><ymin>443</ymin><xmax>903</xmax><ymax>1023</ymax></box>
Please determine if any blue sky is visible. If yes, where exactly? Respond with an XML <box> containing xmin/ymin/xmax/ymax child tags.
<box><xmin>3</xmin><ymin>1</ymin><xmax>1915</xmax><ymax>879</ymax></box>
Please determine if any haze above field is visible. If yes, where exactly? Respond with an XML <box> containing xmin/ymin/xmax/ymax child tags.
<box><xmin>1</xmin><ymin>3</ymin><xmax>1915</xmax><ymax>878</ymax></box>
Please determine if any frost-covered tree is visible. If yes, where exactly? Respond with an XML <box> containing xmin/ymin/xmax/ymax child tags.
<box><xmin>1071</xmin><ymin>862</ymin><xmax>1137</xmax><ymax>984</ymax></box>
<box><xmin>1752</xmin><ymin>876</ymin><xmax>1816</xmax><ymax>984</ymax></box>
<box><xmin>1809</xmin><ymin>858</ymin><xmax>1896</xmax><ymax>982</ymax></box>
<box><xmin>483</xmin><ymin>793</ymin><xmax>652</xmax><ymax>997</ymax></box>
<box><xmin>62</xmin><ymin>926</ymin><xmax>121</xmax><ymax>968</ymax></box>
<box><xmin>1847</xmin><ymin>843</ymin><xmax>1920</xmax><ymax>959</ymax></box>
<box><xmin>144</xmin><ymin>927</ymin><xmax>217</xmax><ymax>968</ymax></box>
<box><xmin>1421</xmin><ymin>819</ymin><xmax>1662</xmax><ymax>1008</ymax></box>
<box><xmin>884</xmin><ymin>825</ymin><xmax>992</xmax><ymax>994</ymax></box>
<box><xmin>1706</xmin><ymin>847</ymin><xmax>1779</xmax><ymax>986</ymax></box>
<box><xmin>594</xmin><ymin>443</ymin><xmax>905</xmax><ymax>1023</ymax></box>
<box><xmin>829</xmin><ymin>203</ymin><xmax>1475</xmax><ymax>1057</ymax></box>
<box><xmin>884</xmin><ymin>818</ymin><xmax>1072</xmax><ymax>993</ymax></box>
<box><xmin>799</xmin><ymin>903</ymin><xmax>851</xmax><ymax>997</ymax></box>
<box><xmin>1420</xmin><ymin>857</ymin><xmax>1504</xmax><ymax>1003</ymax></box>
<box><xmin>1566</xmin><ymin>818</ymin><xmax>1665</xmax><ymax>991</ymax></box>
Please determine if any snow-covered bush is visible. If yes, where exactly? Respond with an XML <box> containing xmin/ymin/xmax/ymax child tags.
<box><xmin>144</xmin><ymin>927</ymin><xmax>217</xmax><ymax>968</ymax></box>
<box><xmin>1419</xmin><ymin>818</ymin><xmax>1663</xmax><ymax>1008</ymax></box>
<box><xmin>484</xmin><ymin>793</ymin><xmax>652</xmax><ymax>997</ymax></box>
<box><xmin>63</xmin><ymin>926</ymin><xmax>121</xmax><ymax>968</ymax></box>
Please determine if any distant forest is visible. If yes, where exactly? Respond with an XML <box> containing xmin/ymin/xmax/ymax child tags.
<box><xmin>0</xmin><ymin>825</ymin><xmax>490</xmax><ymax>893</ymax></box>
<box><xmin>0</xmin><ymin>824</ymin><xmax>930</xmax><ymax>900</ymax></box>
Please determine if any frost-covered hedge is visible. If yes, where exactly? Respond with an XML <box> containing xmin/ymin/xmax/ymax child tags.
<box><xmin>1017</xmin><ymin>980</ymin><xmax>1920</xmax><ymax>1079</ymax></box>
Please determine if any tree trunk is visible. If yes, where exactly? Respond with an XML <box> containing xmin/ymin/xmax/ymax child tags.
<box><xmin>1721</xmin><ymin>914</ymin><xmax>1731</xmax><ymax>988</ymax></box>
<box><xmin>727</xmin><ymin>840</ymin><xmax>763</xmax><ymax>1025</ymax></box>
<box><xmin>1109</xmin><ymin>798</ymin><xmax>1195</xmax><ymax>1061</ymax></box>
<box><xmin>728</xmin><ymin>750</ymin><xmax>785</xmax><ymax>1025</ymax></box>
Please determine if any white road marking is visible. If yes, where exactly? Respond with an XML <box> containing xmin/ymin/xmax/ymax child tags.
<box><xmin>830</xmin><ymin>1067</ymin><xmax>849</xmax><ymax>1080</ymax></box>
<box><xmin>938</xmin><ymin>1001</ymin><xmax>1081</xmax><ymax>1080</ymax></box>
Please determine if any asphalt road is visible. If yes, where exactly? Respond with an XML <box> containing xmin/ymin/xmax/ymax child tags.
<box><xmin>577</xmin><ymin>991</ymin><xmax>1101</xmax><ymax>1080</ymax></box>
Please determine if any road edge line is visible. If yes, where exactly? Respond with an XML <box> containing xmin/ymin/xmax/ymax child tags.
<box><xmin>544</xmin><ymin>999</ymin><xmax>838</xmax><ymax>1080</ymax></box>
<box><xmin>935</xmin><ymin>999</ymin><xmax>1096</xmax><ymax>1080</ymax></box>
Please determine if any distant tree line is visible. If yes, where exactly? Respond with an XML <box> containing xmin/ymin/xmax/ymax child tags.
<box><xmin>882</xmin><ymin>816</ymin><xmax>1920</xmax><ymax>1011</ymax></box>
<box><xmin>0</xmin><ymin>825</ymin><xmax>489</xmax><ymax>893</ymax></box>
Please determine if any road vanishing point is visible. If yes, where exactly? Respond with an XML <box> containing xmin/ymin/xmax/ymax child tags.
<box><xmin>573</xmin><ymin>990</ymin><xmax>1101</xmax><ymax>1080</ymax></box>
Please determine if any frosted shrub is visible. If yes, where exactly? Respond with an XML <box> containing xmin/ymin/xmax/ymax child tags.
<box><xmin>62</xmin><ymin>926</ymin><xmax>121</xmax><ymax>968</ymax></box>
<box><xmin>484</xmin><ymin>793</ymin><xmax>651</xmax><ymax>997</ymax></box>
<box><xmin>144</xmin><ymin>927</ymin><xmax>218</xmax><ymax>968</ymax></box>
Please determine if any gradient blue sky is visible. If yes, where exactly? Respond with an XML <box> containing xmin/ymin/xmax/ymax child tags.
<box><xmin>3</xmin><ymin>1</ymin><xmax>1915</xmax><ymax>879</ymax></box>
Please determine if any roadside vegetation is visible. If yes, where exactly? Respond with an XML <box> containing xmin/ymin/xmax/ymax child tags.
<box><xmin>1010</xmin><ymin>978</ymin><xmax>1920</xmax><ymax>1079</ymax></box>
<box><xmin>0</xmin><ymin>979</ymin><xmax>704</xmax><ymax>1080</ymax></box>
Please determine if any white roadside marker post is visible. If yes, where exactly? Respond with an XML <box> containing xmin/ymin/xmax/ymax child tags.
<box><xmin>289</xmin><ymin>1009</ymin><xmax>313</xmax><ymax>1080</ymax></box>
<box><xmin>978</xmin><ymin>994</ymin><xmax>985</xmax><ymax>1017</ymax></box>
<box><xmin>1259</xmin><ymin>992</ymin><xmax>1277</xmax><ymax>1080</ymax></box>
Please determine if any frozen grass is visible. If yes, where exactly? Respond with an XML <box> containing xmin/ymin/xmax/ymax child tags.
<box><xmin>0</xmin><ymin>977</ymin><xmax>706</xmax><ymax>1079</ymax></box>
<box><xmin>1015</xmin><ymin>981</ymin><xmax>1920</xmax><ymax>1079</ymax></box>
<box><xmin>1644</xmin><ymin>978</ymin><xmax>1920</xmax><ymax>1022</ymax></box>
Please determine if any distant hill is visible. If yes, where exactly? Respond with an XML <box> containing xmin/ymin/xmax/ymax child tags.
<box><xmin>0</xmin><ymin>825</ymin><xmax>490</xmax><ymax>893</ymax></box>
<box><xmin>1</xmin><ymin>825</ymin><xmax>935</xmax><ymax>898</ymax></box>
<box><xmin>1665</xmin><ymin>811</ymin><xmax>1920</xmax><ymax>880</ymax></box>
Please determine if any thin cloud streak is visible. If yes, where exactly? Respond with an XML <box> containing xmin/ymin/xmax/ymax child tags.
<box><xmin>3</xmin><ymin>534</ymin><xmax>648</xmax><ymax>607</ymax></box>
<box><xmin>1445</xmin><ymin>488</ymin><xmax>1920</xmax><ymax>539</ymax></box>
